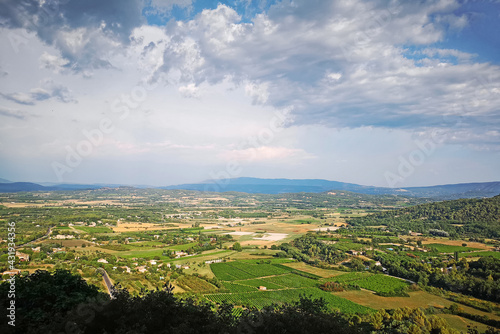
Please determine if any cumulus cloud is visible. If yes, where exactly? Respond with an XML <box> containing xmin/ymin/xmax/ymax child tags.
<box><xmin>0</xmin><ymin>79</ymin><xmax>76</xmax><ymax>105</ymax></box>
<box><xmin>0</xmin><ymin>0</ymin><xmax>144</xmax><ymax>73</ymax></box>
<box><xmin>0</xmin><ymin>107</ymin><xmax>27</xmax><ymax>120</ymax></box>
<box><xmin>136</xmin><ymin>0</ymin><xmax>500</xmax><ymax>151</ymax></box>
<box><xmin>245</xmin><ymin>82</ymin><xmax>269</xmax><ymax>104</ymax></box>
<box><xmin>178</xmin><ymin>83</ymin><xmax>199</xmax><ymax>98</ymax></box>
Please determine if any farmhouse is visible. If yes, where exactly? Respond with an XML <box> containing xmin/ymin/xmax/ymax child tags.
<box><xmin>347</xmin><ymin>250</ymin><xmax>363</xmax><ymax>256</ymax></box>
<box><xmin>54</xmin><ymin>234</ymin><xmax>75</xmax><ymax>240</ymax></box>
<box><xmin>16</xmin><ymin>251</ymin><xmax>30</xmax><ymax>261</ymax></box>
<box><xmin>258</xmin><ymin>286</ymin><xmax>267</xmax><ymax>291</ymax></box>
<box><xmin>2</xmin><ymin>269</ymin><xmax>21</xmax><ymax>276</ymax></box>
<box><xmin>136</xmin><ymin>266</ymin><xmax>148</xmax><ymax>273</ymax></box>
<box><xmin>205</xmin><ymin>259</ymin><xmax>223</xmax><ymax>264</ymax></box>
<box><xmin>97</xmin><ymin>258</ymin><xmax>109</xmax><ymax>264</ymax></box>
<box><xmin>175</xmin><ymin>251</ymin><xmax>188</xmax><ymax>258</ymax></box>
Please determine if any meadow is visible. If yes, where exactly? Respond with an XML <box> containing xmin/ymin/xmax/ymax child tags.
<box><xmin>74</xmin><ymin>226</ymin><xmax>114</xmax><ymax>233</ymax></box>
<box><xmin>459</xmin><ymin>251</ymin><xmax>500</xmax><ymax>259</ymax></box>
<box><xmin>330</xmin><ymin>273</ymin><xmax>410</xmax><ymax>295</ymax></box>
<box><xmin>426</xmin><ymin>243</ymin><xmax>480</xmax><ymax>253</ymax></box>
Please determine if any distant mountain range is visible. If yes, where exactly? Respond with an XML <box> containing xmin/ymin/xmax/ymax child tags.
<box><xmin>161</xmin><ymin>177</ymin><xmax>500</xmax><ymax>199</ymax></box>
<box><xmin>1</xmin><ymin>177</ymin><xmax>499</xmax><ymax>199</ymax></box>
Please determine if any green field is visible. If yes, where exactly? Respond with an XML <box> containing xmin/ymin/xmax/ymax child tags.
<box><xmin>263</xmin><ymin>273</ymin><xmax>320</xmax><ymax>288</ymax></box>
<box><xmin>331</xmin><ymin>273</ymin><xmax>410</xmax><ymax>294</ymax></box>
<box><xmin>75</xmin><ymin>226</ymin><xmax>114</xmax><ymax>233</ymax></box>
<box><xmin>207</xmin><ymin>259</ymin><xmax>372</xmax><ymax>314</ymax></box>
<box><xmin>205</xmin><ymin>288</ymin><xmax>373</xmax><ymax>314</ymax></box>
<box><xmin>221</xmin><ymin>282</ymin><xmax>260</xmax><ymax>292</ymax></box>
<box><xmin>177</xmin><ymin>275</ymin><xmax>217</xmax><ymax>293</ymax></box>
<box><xmin>426</xmin><ymin>243</ymin><xmax>479</xmax><ymax>253</ymax></box>
<box><xmin>210</xmin><ymin>261</ymin><xmax>295</xmax><ymax>281</ymax></box>
<box><xmin>459</xmin><ymin>251</ymin><xmax>500</xmax><ymax>259</ymax></box>
<box><xmin>233</xmin><ymin>278</ymin><xmax>284</xmax><ymax>290</ymax></box>
<box><xmin>108</xmin><ymin>242</ymin><xmax>200</xmax><ymax>259</ymax></box>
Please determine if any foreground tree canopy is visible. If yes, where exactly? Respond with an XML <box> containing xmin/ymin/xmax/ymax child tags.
<box><xmin>2</xmin><ymin>270</ymin><xmax>499</xmax><ymax>334</ymax></box>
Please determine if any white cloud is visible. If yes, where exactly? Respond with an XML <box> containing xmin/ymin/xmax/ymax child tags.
<box><xmin>137</xmin><ymin>0</ymin><xmax>500</xmax><ymax>149</ymax></box>
<box><xmin>245</xmin><ymin>82</ymin><xmax>269</xmax><ymax>104</ymax></box>
<box><xmin>0</xmin><ymin>0</ymin><xmax>499</xmax><ymax>185</ymax></box>
<box><xmin>39</xmin><ymin>52</ymin><xmax>70</xmax><ymax>73</ymax></box>
<box><xmin>219</xmin><ymin>146</ymin><xmax>314</xmax><ymax>163</ymax></box>
<box><xmin>0</xmin><ymin>79</ymin><xmax>77</xmax><ymax>105</ymax></box>
<box><xmin>0</xmin><ymin>106</ymin><xmax>27</xmax><ymax>120</ymax></box>
<box><xmin>326</xmin><ymin>73</ymin><xmax>342</xmax><ymax>81</ymax></box>
<box><xmin>178</xmin><ymin>83</ymin><xmax>199</xmax><ymax>98</ymax></box>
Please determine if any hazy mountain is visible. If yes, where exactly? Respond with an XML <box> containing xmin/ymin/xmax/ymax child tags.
<box><xmin>1</xmin><ymin>177</ymin><xmax>499</xmax><ymax>199</ymax></box>
<box><xmin>0</xmin><ymin>181</ymin><xmax>151</xmax><ymax>192</ymax></box>
<box><xmin>161</xmin><ymin>177</ymin><xmax>500</xmax><ymax>199</ymax></box>
<box><xmin>0</xmin><ymin>182</ymin><xmax>56</xmax><ymax>192</ymax></box>
<box><xmin>0</xmin><ymin>178</ymin><xmax>12</xmax><ymax>183</ymax></box>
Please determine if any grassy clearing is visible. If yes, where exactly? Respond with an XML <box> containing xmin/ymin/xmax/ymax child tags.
<box><xmin>436</xmin><ymin>314</ymin><xmax>490</xmax><ymax>333</ymax></box>
<box><xmin>426</xmin><ymin>243</ymin><xmax>480</xmax><ymax>253</ymax></box>
<box><xmin>127</xmin><ymin>241</ymin><xmax>166</xmax><ymax>247</ymax></box>
<box><xmin>221</xmin><ymin>282</ymin><xmax>259</xmax><ymax>292</ymax></box>
<box><xmin>176</xmin><ymin>275</ymin><xmax>217</xmax><ymax>293</ymax></box>
<box><xmin>263</xmin><ymin>273</ymin><xmax>319</xmax><ymax>288</ymax></box>
<box><xmin>333</xmin><ymin>290</ymin><xmax>500</xmax><ymax>321</ymax></box>
<box><xmin>39</xmin><ymin>239</ymin><xmax>93</xmax><ymax>247</ymax></box>
<box><xmin>233</xmin><ymin>278</ymin><xmax>283</xmax><ymax>290</ymax></box>
<box><xmin>281</xmin><ymin>262</ymin><xmax>345</xmax><ymax>278</ymax></box>
<box><xmin>107</xmin><ymin>242</ymin><xmax>200</xmax><ymax>258</ymax></box>
<box><xmin>74</xmin><ymin>226</ymin><xmax>114</xmax><ymax>233</ymax></box>
<box><xmin>459</xmin><ymin>251</ymin><xmax>500</xmax><ymax>259</ymax></box>
<box><xmin>330</xmin><ymin>273</ymin><xmax>410</xmax><ymax>294</ymax></box>
<box><xmin>210</xmin><ymin>261</ymin><xmax>295</xmax><ymax>281</ymax></box>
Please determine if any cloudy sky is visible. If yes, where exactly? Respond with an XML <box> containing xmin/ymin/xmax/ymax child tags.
<box><xmin>0</xmin><ymin>0</ymin><xmax>499</xmax><ymax>187</ymax></box>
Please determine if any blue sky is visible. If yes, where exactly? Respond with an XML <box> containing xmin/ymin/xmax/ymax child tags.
<box><xmin>0</xmin><ymin>0</ymin><xmax>499</xmax><ymax>187</ymax></box>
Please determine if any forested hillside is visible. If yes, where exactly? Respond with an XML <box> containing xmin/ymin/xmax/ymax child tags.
<box><xmin>349</xmin><ymin>195</ymin><xmax>500</xmax><ymax>238</ymax></box>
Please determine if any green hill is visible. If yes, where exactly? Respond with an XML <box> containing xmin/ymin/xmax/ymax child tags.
<box><xmin>348</xmin><ymin>195</ymin><xmax>500</xmax><ymax>238</ymax></box>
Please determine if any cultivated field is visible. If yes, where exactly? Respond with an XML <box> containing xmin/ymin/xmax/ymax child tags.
<box><xmin>204</xmin><ymin>259</ymin><xmax>373</xmax><ymax>314</ymax></box>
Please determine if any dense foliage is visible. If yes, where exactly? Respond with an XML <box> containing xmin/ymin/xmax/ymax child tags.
<box><xmin>0</xmin><ymin>270</ymin><xmax>485</xmax><ymax>334</ymax></box>
<box><xmin>281</xmin><ymin>234</ymin><xmax>348</xmax><ymax>265</ymax></box>
<box><xmin>349</xmin><ymin>195</ymin><xmax>500</xmax><ymax>238</ymax></box>
<box><xmin>377</xmin><ymin>253</ymin><xmax>500</xmax><ymax>302</ymax></box>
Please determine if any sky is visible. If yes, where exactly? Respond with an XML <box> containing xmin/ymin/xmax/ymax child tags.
<box><xmin>0</xmin><ymin>0</ymin><xmax>499</xmax><ymax>188</ymax></box>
